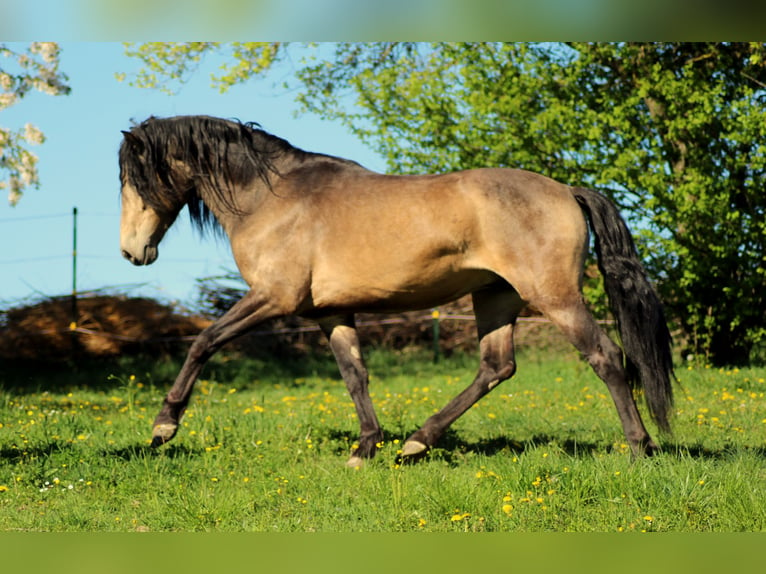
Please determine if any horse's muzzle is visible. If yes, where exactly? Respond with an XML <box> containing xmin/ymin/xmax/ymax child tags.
<box><xmin>121</xmin><ymin>245</ymin><xmax>157</xmax><ymax>266</ymax></box>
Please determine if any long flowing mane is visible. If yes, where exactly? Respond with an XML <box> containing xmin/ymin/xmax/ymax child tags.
<box><xmin>119</xmin><ymin>115</ymin><xmax>334</xmax><ymax>234</ymax></box>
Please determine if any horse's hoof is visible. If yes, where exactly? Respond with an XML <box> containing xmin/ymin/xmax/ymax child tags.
<box><xmin>151</xmin><ymin>423</ymin><xmax>177</xmax><ymax>447</ymax></box>
<box><xmin>629</xmin><ymin>438</ymin><xmax>661</xmax><ymax>458</ymax></box>
<box><xmin>400</xmin><ymin>440</ymin><xmax>428</xmax><ymax>458</ymax></box>
<box><xmin>643</xmin><ymin>442</ymin><xmax>661</xmax><ymax>457</ymax></box>
<box><xmin>346</xmin><ymin>455</ymin><xmax>364</xmax><ymax>468</ymax></box>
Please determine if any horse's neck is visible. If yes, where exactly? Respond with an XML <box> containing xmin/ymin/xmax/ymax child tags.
<box><xmin>190</xmin><ymin>148</ymin><xmax>330</xmax><ymax>232</ymax></box>
<box><xmin>192</xmin><ymin>172</ymin><xmax>270</xmax><ymax>236</ymax></box>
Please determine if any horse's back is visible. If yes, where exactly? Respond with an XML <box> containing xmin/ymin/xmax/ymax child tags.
<box><xmin>358</xmin><ymin>167</ymin><xmax>584</xmax><ymax>229</ymax></box>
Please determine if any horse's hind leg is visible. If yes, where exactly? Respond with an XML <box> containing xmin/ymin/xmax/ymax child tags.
<box><xmin>541</xmin><ymin>299</ymin><xmax>658</xmax><ymax>456</ymax></box>
<box><xmin>400</xmin><ymin>285</ymin><xmax>525</xmax><ymax>461</ymax></box>
<box><xmin>319</xmin><ymin>315</ymin><xmax>383</xmax><ymax>468</ymax></box>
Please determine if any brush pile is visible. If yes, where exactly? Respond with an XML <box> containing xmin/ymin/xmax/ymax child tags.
<box><xmin>0</xmin><ymin>292</ymin><xmax>563</xmax><ymax>363</ymax></box>
<box><xmin>0</xmin><ymin>294</ymin><xmax>209</xmax><ymax>361</ymax></box>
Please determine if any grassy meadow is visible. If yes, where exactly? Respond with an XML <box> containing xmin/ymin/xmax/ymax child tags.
<box><xmin>1</xmin><ymin>342</ymin><xmax>765</xmax><ymax>532</ymax></box>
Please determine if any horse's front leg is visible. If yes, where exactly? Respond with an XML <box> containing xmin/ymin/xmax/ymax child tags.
<box><xmin>151</xmin><ymin>290</ymin><xmax>285</xmax><ymax>447</ymax></box>
<box><xmin>319</xmin><ymin>315</ymin><xmax>383</xmax><ymax>468</ymax></box>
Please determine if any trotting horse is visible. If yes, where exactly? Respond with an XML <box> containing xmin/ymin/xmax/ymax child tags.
<box><xmin>119</xmin><ymin>115</ymin><xmax>674</xmax><ymax>467</ymax></box>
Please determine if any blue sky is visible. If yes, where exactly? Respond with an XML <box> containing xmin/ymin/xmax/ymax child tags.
<box><xmin>0</xmin><ymin>42</ymin><xmax>386</xmax><ymax>308</ymax></box>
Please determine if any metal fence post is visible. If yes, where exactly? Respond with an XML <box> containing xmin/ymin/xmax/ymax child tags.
<box><xmin>432</xmin><ymin>308</ymin><xmax>440</xmax><ymax>363</ymax></box>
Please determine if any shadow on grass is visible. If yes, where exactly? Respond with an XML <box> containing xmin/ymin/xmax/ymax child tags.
<box><xmin>661</xmin><ymin>442</ymin><xmax>766</xmax><ymax>460</ymax></box>
<box><xmin>0</xmin><ymin>440</ymin><xmax>206</xmax><ymax>465</ymax></box>
<box><xmin>322</xmin><ymin>427</ymin><xmax>766</xmax><ymax>466</ymax></box>
<box><xmin>452</xmin><ymin>435</ymin><xmax>766</xmax><ymax>462</ymax></box>
<box><xmin>0</xmin><ymin>441</ymin><xmax>73</xmax><ymax>463</ymax></box>
<box><xmin>100</xmin><ymin>443</ymin><xmax>205</xmax><ymax>461</ymax></box>
<box><xmin>435</xmin><ymin>432</ymin><xmax>606</xmax><ymax>464</ymax></box>
<box><xmin>321</xmin><ymin>428</ymin><xmax>605</xmax><ymax>465</ymax></box>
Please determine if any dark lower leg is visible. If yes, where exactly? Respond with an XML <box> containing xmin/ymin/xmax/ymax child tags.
<box><xmin>321</xmin><ymin>317</ymin><xmax>382</xmax><ymax>466</ymax></box>
<box><xmin>401</xmin><ymin>287</ymin><xmax>523</xmax><ymax>459</ymax></box>
<box><xmin>151</xmin><ymin>339</ymin><xmax>211</xmax><ymax>444</ymax></box>
<box><xmin>152</xmin><ymin>291</ymin><xmax>279</xmax><ymax>447</ymax></box>
<box><xmin>402</xmin><ymin>321</ymin><xmax>516</xmax><ymax>459</ymax></box>
<box><xmin>546</xmin><ymin>303</ymin><xmax>657</xmax><ymax>456</ymax></box>
<box><xmin>587</xmin><ymin>341</ymin><xmax>658</xmax><ymax>455</ymax></box>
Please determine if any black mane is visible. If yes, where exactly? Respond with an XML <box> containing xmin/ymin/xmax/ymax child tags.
<box><xmin>119</xmin><ymin>115</ymin><xmax>323</xmax><ymax>234</ymax></box>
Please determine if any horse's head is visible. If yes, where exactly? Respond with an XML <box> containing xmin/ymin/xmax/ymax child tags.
<box><xmin>119</xmin><ymin>180</ymin><xmax>179</xmax><ymax>266</ymax></box>
<box><xmin>119</xmin><ymin>128</ymin><xmax>182</xmax><ymax>266</ymax></box>
<box><xmin>119</xmin><ymin>115</ymin><xmax>266</xmax><ymax>265</ymax></box>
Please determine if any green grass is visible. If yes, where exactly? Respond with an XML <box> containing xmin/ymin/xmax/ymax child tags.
<box><xmin>1</xmin><ymin>348</ymin><xmax>765</xmax><ymax>532</ymax></box>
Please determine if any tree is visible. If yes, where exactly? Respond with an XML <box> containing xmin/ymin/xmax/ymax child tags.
<box><xmin>0</xmin><ymin>42</ymin><xmax>71</xmax><ymax>206</ymax></box>
<box><xmin>123</xmin><ymin>42</ymin><xmax>766</xmax><ymax>365</ymax></box>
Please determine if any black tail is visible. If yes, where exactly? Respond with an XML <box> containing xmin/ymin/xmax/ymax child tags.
<box><xmin>572</xmin><ymin>187</ymin><xmax>674</xmax><ymax>433</ymax></box>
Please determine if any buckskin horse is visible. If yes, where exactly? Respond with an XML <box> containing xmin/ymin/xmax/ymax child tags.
<box><xmin>118</xmin><ymin>115</ymin><xmax>674</xmax><ymax>467</ymax></box>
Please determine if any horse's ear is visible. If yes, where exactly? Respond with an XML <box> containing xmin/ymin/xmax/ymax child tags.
<box><xmin>121</xmin><ymin>130</ymin><xmax>144</xmax><ymax>152</ymax></box>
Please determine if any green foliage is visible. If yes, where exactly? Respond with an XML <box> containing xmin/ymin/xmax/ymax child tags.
<box><xmin>0</xmin><ymin>42</ymin><xmax>70</xmax><ymax>205</ymax></box>
<box><xmin>123</xmin><ymin>42</ymin><xmax>766</xmax><ymax>365</ymax></box>
<box><xmin>1</xmin><ymin>351</ymin><xmax>765</xmax><ymax>531</ymax></box>
<box><xmin>119</xmin><ymin>42</ymin><xmax>285</xmax><ymax>95</ymax></box>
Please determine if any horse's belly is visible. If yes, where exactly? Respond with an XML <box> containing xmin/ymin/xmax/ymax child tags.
<box><xmin>309</xmin><ymin>265</ymin><xmax>498</xmax><ymax>314</ymax></box>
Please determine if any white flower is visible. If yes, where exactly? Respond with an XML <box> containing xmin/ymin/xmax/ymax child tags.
<box><xmin>8</xmin><ymin>177</ymin><xmax>22</xmax><ymax>206</ymax></box>
<box><xmin>32</xmin><ymin>76</ymin><xmax>65</xmax><ymax>96</ymax></box>
<box><xmin>0</xmin><ymin>73</ymin><xmax>12</xmax><ymax>91</ymax></box>
<box><xmin>0</xmin><ymin>92</ymin><xmax>17</xmax><ymax>109</ymax></box>
<box><xmin>23</xmin><ymin>123</ymin><xmax>44</xmax><ymax>145</ymax></box>
<box><xmin>30</xmin><ymin>42</ymin><xmax>59</xmax><ymax>63</ymax></box>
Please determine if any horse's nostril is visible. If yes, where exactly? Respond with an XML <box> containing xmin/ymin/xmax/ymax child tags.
<box><xmin>121</xmin><ymin>249</ymin><xmax>141</xmax><ymax>265</ymax></box>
